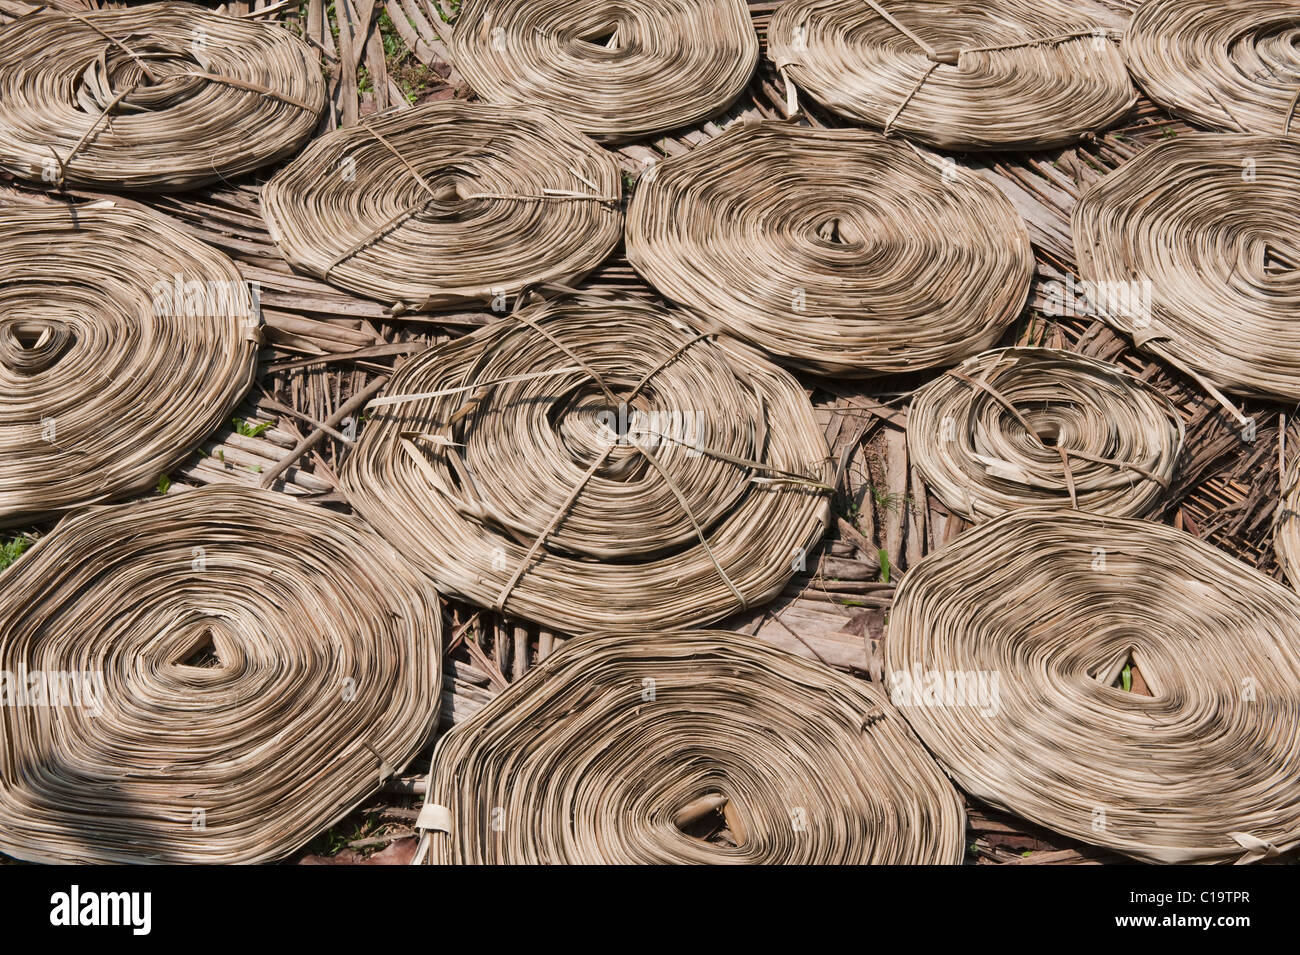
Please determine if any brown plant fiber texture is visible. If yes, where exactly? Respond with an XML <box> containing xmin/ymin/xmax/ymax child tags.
<box><xmin>768</xmin><ymin>0</ymin><xmax>1134</xmax><ymax>151</ymax></box>
<box><xmin>0</xmin><ymin>486</ymin><xmax>443</xmax><ymax>864</ymax></box>
<box><xmin>908</xmin><ymin>348</ymin><xmax>1184</xmax><ymax>522</ymax></box>
<box><xmin>1073</xmin><ymin>133</ymin><xmax>1300</xmax><ymax>405</ymax></box>
<box><xmin>262</xmin><ymin>101</ymin><xmax>623</xmax><ymax>312</ymax></box>
<box><xmin>888</xmin><ymin>507</ymin><xmax>1300</xmax><ymax>864</ymax></box>
<box><xmin>0</xmin><ymin>2</ymin><xmax>324</xmax><ymax>191</ymax></box>
<box><xmin>341</xmin><ymin>295</ymin><xmax>834</xmax><ymax>635</ymax></box>
<box><xmin>414</xmin><ymin>629</ymin><xmax>966</xmax><ymax>865</ymax></box>
<box><xmin>0</xmin><ymin>200</ymin><xmax>259</xmax><ymax>528</ymax></box>
<box><xmin>626</xmin><ymin>119</ymin><xmax>1034</xmax><ymax>376</ymax></box>
<box><xmin>1124</xmin><ymin>0</ymin><xmax>1300</xmax><ymax>135</ymax></box>
<box><xmin>447</xmin><ymin>0</ymin><xmax>759</xmax><ymax>143</ymax></box>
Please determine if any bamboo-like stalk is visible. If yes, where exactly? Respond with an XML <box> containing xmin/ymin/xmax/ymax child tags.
<box><xmin>626</xmin><ymin>120</ymin><xmax>1034</xmax><ymax>376</ymax></box>
<box><xmin>447</xmin><ymin>0</ymin><xmax>758</xmax><ymax>143</ymax></box>
<box><xmin>261</xmin><ymin>101</ymin><xmax>623</xmax><ymax>311</ymax></box>
<box><xmin>909</xmin><ymin>348</ymin><xmax>1184</xmax><ymax>521</ymax></box>
<box><xmin>1273</xmin><ymin>450</ymin><xmax>1300</xmax><ymax>589</ymax></box>
<box><xmin>768</xmin><ymin>0</ymin><xmax>1135</xmax><ymax>150</ymax></box>
<box><xmin>340</xmin><ymin>294</ymin><xmax>834</xmax><ymax>634</ymax></box>
<box><xmin>1072</xmin><ymin>132</ymin><xmax>1300</xmax><ymax>403</ymax></box>
<box><xmin>0</xmin><ymin>2</ymin><xmax>325</xmax><ymax>191</ymax></box>
<box><xmin>0</xmin><ymin>200</ymin><xmax>259</xmax><ymax>528</ymax></box>
<box><xmin>888</xmin><ymin>507</ymin><xmax>1300</xmax><ymax>864</ymax></box>
<box><xmin>1124</xmin><ymin>0</ymin><xmax>1300</xmax><ymax>135</ymax></box>
<box><xmin>414</xmin><ymin>629</ymin><xmax>966</xmax><ymax>865</ymax></box>
<box><xmin>0</xmin><ymin>486</ymin><xmax>443</xmax><ymax>865</ymax></box>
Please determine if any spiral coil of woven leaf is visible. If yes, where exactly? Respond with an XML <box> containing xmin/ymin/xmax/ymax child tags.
<box><xmin>0</xmin><ymin>200</ymin><xmax>259</xmax><ymax>528</ymax></box>
<box><xmin>626</xmin><ymin>120</ymin><xmax>1034</xmax><ymax>376</ymax></box>
<box><xmin>262</xmin><ymin>101</ymin><xmax>623</xmax><ymax>311</ymax></box>
<box><xmin>1124</xmin><ymin>0</ymin><xmax>1300</xmax><ymax>135</ymax></box>
<box><xmin>0</xmin><ymin>486</ymin><xmax>443</xmax><ymax>864</ymax></box>
<box><xmin>888</xmin><ymin>507</ymin><xmax>1300</xmax><ymax>864</ymax></box>
<box><xmin>0</xmin><ymin>2</ymin><xmax>324</xmax><ymax>192</ymax></box>
<box><xmin>447</xmin><ymin>0</ymin><xmax>758</xmax><ymax>143</ymax></box>
<box><xmin>909</xmin><ymin>348</ymin><xmax>1184</xmax><ymax>522</ymax></box>
<box><xmin>1073</xmin><ymin>133</ymin><xmax>1300</xmax><ymax>404</ymax></box>
<box><xmin>768</xmin><ymin>0</ymin><xmax>1134</xmax><ymax>151</ymax></box>
<box><xmin>414</xmin><ymin>629</ymin><xmax>965</xmax><ymax>865</ymax></box>
<box><xmin>341</xmin><ymin>295</ymin><xmax>834</xmax><ymax>634</ymax></box>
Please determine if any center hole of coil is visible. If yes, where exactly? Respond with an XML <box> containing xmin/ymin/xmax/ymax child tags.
<box><xmin>1111</xmin><ymin>651</ymin><xmax>1153</xmax><ymax>696</ymax></box>
<box><xmin>819</xmin><ymin>217</ymin><xmax>847</xmax><ymax>245</ymax></box>
<box><xmin>423</xmin><ymin>169</ymin><xmax>473</xmax><ymax>203</ymax></box>
<box><xmin>1021</xmin><ymin>410</ymin><xmax>1063</xmax><ymax>447</ymax></box>
<box><xmin>176</xmin><ymin>628</ymin><xmax>223</xmax><ymax>669</ymax></box>
<box><xmin>1035</xmin><ymin>421</ymin><xmax>1062</xmax><ymax>447</ymax></box>
<box><xmin>672</xmin><ymin>792</ymin><xmax>745</xmax><ymax>848</ymax></box>
<box><xmin>13</xmin><ymin>324</ymin><xmax>48</xmax><ymax>350</ymax></box>
<box><xmin>597</xmin><ymin>403</ymin><xmax>633</xmax><ymax>440</ymax></box>
<box><xmin>578</xmin><ymin>23</ymin><xmax>622</xmax><ymax>50</ymax></box>
<box><xmin>0</xmin><ymin>319</ymin><xmax>74</xmax><ymax>374</ymax></box>
<box><xmin>1094</xmin><ymin>649</ymin><xmax>1154</xmax><ymax>697</ymax></box>
<box><xmin>105</xmin><ymin>40</ymin><xmax>200</xmax><ymax>88</ymax></box>
<box><xmin>1265</xmin><ymin>243</ymin><xmax>1298</xmax><ymax>274</ymax></box>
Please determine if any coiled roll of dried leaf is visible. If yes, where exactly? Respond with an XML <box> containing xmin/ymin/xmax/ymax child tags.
<box><xmin>414</xmin><ymin>629</ymin><xmax>965</xmax><ymax>865</ymax></box>
<box><xmin>0</xmin><ymin>200</ymin><xmax>259</xmax><ymax>528</ymax></box>
<box><xmin>626</xmin><ymin>120</ymin><xmax>1034</xmax><ymax>376</ymax></box>
<box><xmin>0</xmin><ymin>2</ymin><xmax>324</xmax><ymax>192</ymax></box>
<box><xmin>262</xmin><ymin>102</ymin><xmax>623</xmax><ymax>311</ymax></box>
<box><xmin>0</xmin><ymin>486</ymin><xmax>443</xmax><ymax>864</ymax></box>
<box><xmin>1124</xmin><ymin>0</ymin><xmax>1300</xmax><ymax>134</ymax></box>
<box><xmin>341</xmin><ymin>295</ymin><xmax>834</xmax><ymax>634</ymax></box>
<box><xmin>1073</xmin><ymin>133</ymin><xmax>1300</xmax><ymax>404</ymax></box>
<box><xmin>447</xmin><ymin>0</ymin><xmax>758</xmax><ymax>143</ymax></box>
<box><xmin>888</xmin><ymin>507</ymin><xmax>1300</xmax><ymax>864</ymax></box>
<box><xmin>768</xmin><ymin>0</ymin><xmax>1135</xmax><ymax>151</ymax></box>
<box><xmin>909</xmin><ymin>348</ymin><xmax>1184</xmax><ymax>522</ymax></box>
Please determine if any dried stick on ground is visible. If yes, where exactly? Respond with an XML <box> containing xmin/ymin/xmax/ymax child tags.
<box><xmin>1272</xmin><ymin>450</ymin><xmax>1300</xmax><ymax>590</ymax></box>
<box><xmin>259</xmin><ymin>375</ymin><xmax>388</xmax><ymax>488</ymax></box>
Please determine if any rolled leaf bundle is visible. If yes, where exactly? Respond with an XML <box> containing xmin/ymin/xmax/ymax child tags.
<box><xmin>1124</xmin><ymin>0</ymin><xmax>1300</xmax><ymax>135</ymax></box>
<box><xmin>262</xmin><ymin>101</ymin><xmax>623</xmax><ymax>311</ymax></box>
<box><xmin>626</xmin><ymin>120</ymin><xmax>1033</xmax><ymax>376</ymax></box>
<box><xmin>0</xmin><ymin>487</ymin><xmax>443</xmax><ymax>864</ymax></box>
<box><xmin>909</xmin><ymin>348</ymin><xmax>1183</xmax><ymax>521</ymax></box>
<box><xmin>0</xmin><ymin>1</ymin><xmax>324</xmax><ymax>191</ymax></box>
<box><xmin>415</xmin><ymin>629</ymin><xmax>966</xmax><ymax>865</ymax></box>
<box><xmin>341</xmin><ymin>295</ymin><xmax>834</xmax><ymax>634</ymax></box>
<box><xmin>768</xmin><ymin>0</ymin><xmax>1134</xmax><ymax>150</ymax></box>
<box><xmin>889</xmin><ymin>508</ymin><xmax>1300</xmax><ymax>864</ymax></box>
<box><xmin>0</xmin><ymin>200</ymin><xmax>259</xmax><ymax>528</ymax></box>
<box><xmin>447</xmin><ymin>0</ymin><xmax>758</xmax><ymax>142</ymax></box>
<box><xmin>1073</xmin><ymin>133</ymin><xmax>1300</xmax><ymax>402</ymax></box>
